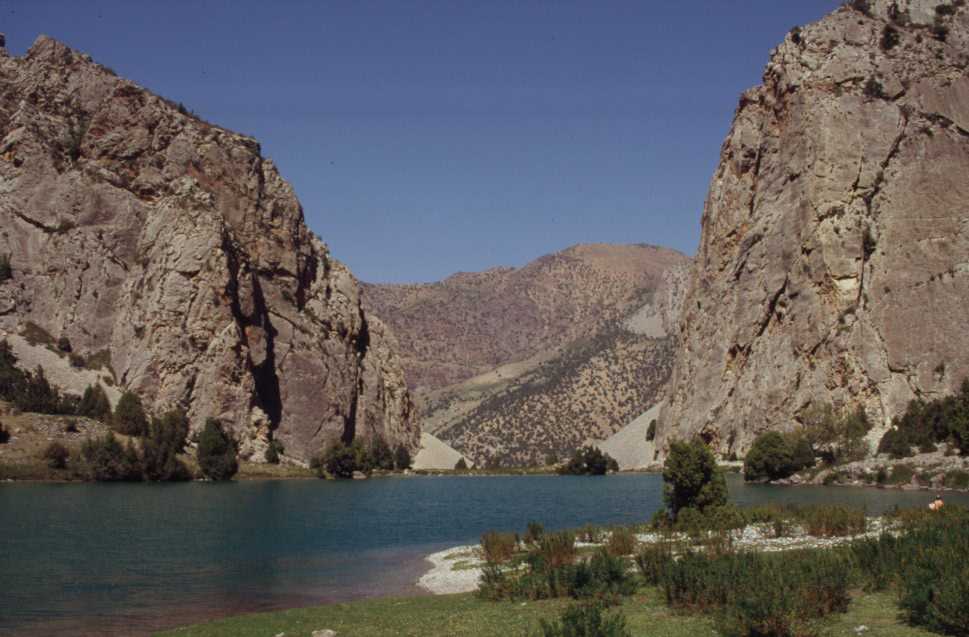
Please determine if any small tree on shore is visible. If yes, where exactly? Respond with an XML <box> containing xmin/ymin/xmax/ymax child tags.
<box><xmin>197</xmin><ymin>418</ymin><xmax>238</xmax><ymax>481</ymax></box>
<box><xmin>42</xmin><ymin>441</ymin><xmax>70</xmax><ymax>469</ymax></box>
<box><xmin>663</xmin><ymin>439</ymin><xmax>727</xmax><ymax>519</ymax></box>
<box><xmin>394</xmin><ymin>444</ymin><xmax>412</xmax><ymax>471</ymax></box>
<box><xmin>78</xmin><ymin>384</ymin><xmax>112</xmax><ymax>422</ymax></box>
<box><xmin>114</xmin><ymin>391</ymin><xmax>148</xmax><ymax>436</ymax></box>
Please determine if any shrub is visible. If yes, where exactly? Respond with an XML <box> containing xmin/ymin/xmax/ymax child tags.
<box><xmin>68</xmin><ymin>352</ymin><xmax>85</xmax><ymax>368</ymax></box>
<box><xmin>646</xmin><ymin>419</ymin><xmax>657</xmax><ymax>442</ymax></box>
<box><xmin>481</xmin><ymin>530</ymin><xmax>518</xmax><ymax>564</ymax></box>
<box><xmin>864</xmin><ymin>77</ymin><xmax>885</xmax><ymax>99</ymax></box>
<box><xmin>944</xmin><ymin>469</ymin><xmax>969</xmax><ymax>489</ymax></box>
<box><xmin>559</xmin><ymin>446</ymin><xmax>618</xmax><ymax>475</ymax></box>
<box><xmin>264</xmin><ymin>439</ymin><xmax>283</xmax><ymax>464</ymax></box>
<box><xmin>393</xmin><ymin>443</ymin><xmax>412</xmax><ymax>470</ymax></box>
<box><xmin>114</xmin><ymin>391</ymin><xmax>148</xmax><ymax>436</ymax></box>
<box><xmin>888</xmin><ymin>463</ymin><xmax>915</xmax><ymax>485</ymax></box>
<box><xmin>77</xmin><ymin>384</ymin><xmax>112</xmax><ymax>422</ymax></box>
<box><xmin>0</xmin><ymin>254</ymin><xmax>11</xmax><ymax>282</ymax></box>
<box><xmin>80</xmin><ymin>433</ymin><xmax>142</xmax><ymax>481</ymax></box>
<box><xmin>56</xmin><ymin>336</ymin><xmax>72</xmax><ymax>353</ymax></box>
<box><xmin>142</xmin><ymin>410</ymin><xmax>191</xmax><ymax>481</ymax></box>
<box><xmin>635</xmin><ymin>543</ymin><xmax>674</xmax><ymax>586</ymax></box>
<box><xmin>663</xmin><ymin>439</ymin><xmax>727</xmax><ymax>518</ymax></box>
<box><xmin>196</xmin><ymin>418</ymin><xmax>238</xmax><ymax>481</ymax></box>
<box><xmin>606</xmin><ymin>527</ymin><xmax>637</xmax><ymax>556</ymax></box>
<box><xmin>880</xmin><ymin>24</ymin><xmax>900</xmax><ymax>50</ymax></box>
<box><xmin>537</xmin><ymin>601</ymin><xmax>631</xmax><ymax>637</ymax></box>
<box><xmin>878</xmin><ymin>426</ymin><xmax>914</xmax><ymax>458</ymax></box>
<box><xmin>797</xmin><ymin>505</ymin><xmax>865</xmax><ymax>537</ymax></box>
<box><xmin>42</xmin><ymin>441</ymin><xmax>70</xmax><ymax>469</ymax></box>
<box><xmin>536</xmin><ymin>531</ymin><xmax>577</xmax><ymax>568</ymax></box>
<box><xmin>0</xmin><ymin>421</ymin><xmax>8</xmax><ymax>444</ymax></box>
<box><xmin>743</xmin><ymin>431</ymin><xmax>793</xmax><ymax>481</ymax></box>
<box><xmin>454</xmin><ymin>457</ymin><xmax>468</xmax><ymax>470</ymax></box>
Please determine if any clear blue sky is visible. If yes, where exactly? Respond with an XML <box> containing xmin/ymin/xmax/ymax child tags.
<box><xmin>4</xmin><ymin>1</ymin><xmax>838</xmax><ymax>283</ymax></box>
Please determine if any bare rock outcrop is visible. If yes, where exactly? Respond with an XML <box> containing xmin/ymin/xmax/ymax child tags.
<box><xmin>0</xmin><ymin>36</ymin><xmax>417</xmax><ymax>461</ymax></box>
<box><xmin>659</xmin><ymin>0</ymin><xmax>969</xmax><ymax>458</ymax></box>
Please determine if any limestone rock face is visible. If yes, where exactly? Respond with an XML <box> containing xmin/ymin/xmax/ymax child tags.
<box><xmin>660</xmin><ymin>0</ymin><xmax>969</xmax><ymax>457</ymax></box>
<box><xmin>0</xmin><ymin>36</ymin><xmax>417</xmax><ymax>461</ymax></box>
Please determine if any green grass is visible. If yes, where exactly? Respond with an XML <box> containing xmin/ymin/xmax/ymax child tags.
<box><xmin>156</xmin><ymin>590</ymin><xmax>934</xmax><ymax>637</ymax></box>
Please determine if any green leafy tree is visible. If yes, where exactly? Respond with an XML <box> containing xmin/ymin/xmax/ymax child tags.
<box><xmin>114</xmin><ymin>391</ymin><xmax>148</xmax><ymax>436</ymax></box>
<box><xmin>369</xmin><ymin>435</ymin><xmax>395</xmax><ymax>470</ymax></box>
<box><xmin>744</xmin><ymin>431</ymin><xmax>793</xmax><ymax>481</ymax></box>
<box><xmin>196</xmin><ymin>418</ymin><xmax>238</xmax><ymax>481</ymax></box>
<box><xmin>662</xmin><ymin>439</ymin><xmax>727</xmax><ymax>518</ymax></box>
<box><xmin>142</xmin><ymin>410</ymin><xmax>191</xmax><ymax>481</ymax></box>
<box><xmin>454</xmin><ymin>457</ymin><xmax>468</xmax><ymax>470</ymax></box>
<box><xmin>80</xmin><ymin>433</ymin><xmax>142</xmax><ymax>481</ymax></box>
<box><xmin>393</xmin><ymin>443</ymin><xmax>412</xmax><ymax>470</ymax></box>
<box><xmin>78</xmin><ymin>384</ymin><xmax>112</xmax><ymax>422</ymax></box>
<box><xmin>646</xmin><ymin>419</ymin><xmax>657</xmax><ymax>442</ymax></box>
<box><xmin>558</xmin><ymin>446</ymin><xmax>618</xmax><ymax>475</ymax></box>
<box><xmin>322</xmin><ymin>441</ymin><xmax>358</xmax><ymax>478</ymax></box>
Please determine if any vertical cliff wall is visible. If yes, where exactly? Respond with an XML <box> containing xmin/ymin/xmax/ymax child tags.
<box><xmin>660</xmin><ymin>0</ymin><xmax>969</xmax><ymax>456</ymax></box>
<box><xmin>0</xmin><ymin>36</ymin><xmax>417</xmax><ymax>461</ymax></box>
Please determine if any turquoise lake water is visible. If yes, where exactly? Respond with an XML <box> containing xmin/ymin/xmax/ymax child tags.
<box><xmin>1</xmin><ymin>473</ymin><xmax>965</xmax><ymax>636</ymax></box>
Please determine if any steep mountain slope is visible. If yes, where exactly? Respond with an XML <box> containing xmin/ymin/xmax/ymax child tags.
<box><xmin>0</xmin><ymin>36</ymin><xmax>417</xmax><ymax>462</ymax></box>
<box><xmin>368</xmin><ymin>254</ymin><xmax>689</xmax><ymax>467</ymax></box>
<box><xmin>363</xmin><ymin>243</ymin><xmax>688</xmax><ymax>392</ymax></box>
<box><xmin>659</xmin><ymin>0</ymin><xmax>969</xmax><ymax>458</ymax></box>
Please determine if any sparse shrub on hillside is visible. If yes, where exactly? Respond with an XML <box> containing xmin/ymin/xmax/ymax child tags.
<box><xmin>0</xmin><ymin>254</ymin><xmax>11</xmax><ymax>282</ymax></box>
<box><xmin>42</xmin><ymin>441</ymin><xmax>70</xmax><ymax>469</ymax></box>
<box><xmin>454</xmin><ymin>457</ymin><xmax>468</xmax><ymax>470</ymax></box>
<box><xmin>80</xmin><ymin>433</ymin><xmax>142</xmax><ymax>481</ymax></box>
<box><xmin>646</xmin><ymin>419</ymin><xmax>656</xmax><ymax>442</ymax></box>
<box><xmin>881</xmin><ymin>24</ymin><xmax>900</xmax><ymax>50</ymax></box>
<box><xmin>113</xmin><ymin>391</ymin><xmax>148</xmax><ymax>436</ymax></box>
<box><xmin>196</xmin><ymin>418</ymin><xmax>238</xmax><ymax>481</ymax></box>
<box><xmin>56</xmin><ymin>336</ymin><xmax>72</xmax><ymax>353</ymax></box>
<box><xmin>864</xmin><ymin>77</ymin><xmax>885</xmax><ymax>99</ymax></box>
<box><xmin>663</xmin><ymin>439</ymin><xmax>727</xmax><ymax>519</ymax></box>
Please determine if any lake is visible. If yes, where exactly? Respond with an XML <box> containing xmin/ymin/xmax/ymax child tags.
<box><xmin>1</xmin><ymin>474</ymin><xmax>965</xmax><ymax>636</ymax></box>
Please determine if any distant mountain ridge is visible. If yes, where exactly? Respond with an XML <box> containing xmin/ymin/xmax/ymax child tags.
<box><xmin>365</xmin><ymin>244</ymin><xmax>690</xmax><ymax>466</ymax></box>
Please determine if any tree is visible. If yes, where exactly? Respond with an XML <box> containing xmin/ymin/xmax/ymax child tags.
<box><xmin>264</xmin><ymin>439</ymin><xmax>283</xmax><ymax>464</ymax></box>
<box><xmin>196</xmin><ymin>418</ymin><xmax>238</xmax><ymax>480</ymax></box>
<box><xmin>744</xmin><ymin>432</ymin><xmax>794</xmax><ymax>481</ymax></box>
<box><xmin>0</xmin><ymin>253</ymin><xmax>11</xmax><ymax>282</ymax></box>
<box><xmin>42</xmin><ymin>441</ymin><xmax>70</xmax><ymax>469</ymax></box>
<box><xmin>78</xmin><ymin>384</ymin><xmax>112</xmax><ymax>422</ymax></box>
<box><xmin>142</xmin><ymin>410</ymin><xmax>191</xmax><ymax>481</ymax></box>
<box><xmin>558</xmin><ymin>446</ymin><xmax>618</xmax><ymax>476</ymax></box>
<box><xmin>370</xmin><ymin>435</ymin><xmax>395</xmax><ymax>470</ymax></box>
<box><xmin>454</xmin><ymin>457</ymin><xmax>468</xmax><ymax>470</ymax></box>
<box><xmin>663</xmin><ymin>439</ymin><xmax>727</xmax><ymax>518</ymax></box>
<box><xmin>322</xmin><ymin>441</ymin><xmax>358</xmax><ymax>479</ymax></box>
<box><xmin>0</xmin><ymin>421</ymin><xmax>8</xmax><ymax>444</ymax></box>
<box><xmin>646</xmin><ymin>420</ymin><xmax>657</xmax><ymax>442</ymax></box>
<box><xmin>114</xmin><ymin>391</ymin><xmax>148</xmax><ymax>436</ymax></box>
<box><xmin>394</xmin><ymin>444</ymin><xmax>412</xmax><ymax>471</ymax></box>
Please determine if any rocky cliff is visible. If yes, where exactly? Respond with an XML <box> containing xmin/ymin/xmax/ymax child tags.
<box><xmin>659</xmin><ymin>0</ymin><xmax>969</xmax><ymax>457</ymax></box>
<box><xmin>0</xmin><ymin>35</ymin><xmax>417</xmax><ymax>462</ymax></box>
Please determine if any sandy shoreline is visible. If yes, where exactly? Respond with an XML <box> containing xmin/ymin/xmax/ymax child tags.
<box><xmin>417</xmin><ymin>545</ymin><xmax>483</xmax><ymax>594</ymax></box>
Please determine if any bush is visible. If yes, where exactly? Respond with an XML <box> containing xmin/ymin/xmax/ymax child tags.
<box><xmin>481</xmin><ymin>530</ymin><xmax>518</xmax><ymax>564</ymax></box>
<box><xmin>0</xmin><ymin>345</ymin><xmax>77</xmax><ymax>416</ymax></box>
<box><xmin>80</xmin><ymin>433</ymin><xmax>142</xmax><ymax>481</ymax></box>
<box><xmin>537</xmin><ymin>601</ymin><xmax>631</xmax><ymax>637</ymax></box>
<box><xmin>605</xmin><ymin>527</ymin><xmax>637</xmax><ymax>556</ymax></box>
<box><xmin>559</xmin><ymin>446</ymin><xmax>618</xmax><ymax>475</ymax></box>
<box><xmin>196</xmin><ymin>418</ymin><xmax>238</xmax><ymax>481</ymax></box>
<box><xmin>802</xmin><ymin>403</ymin><xmax>872</xmax><ymax>465</ymax></box>
<box><xmin>454</xmin><ymin>457</ymin><xmax>468</xmax><ymax>470</ymax></box>
<box><xmin>142</xmin><ymin>410</ymin><xmax>191</xmax><ymax>481</ymax></box>
<box><xmin>798</xmin><ymin>505</ymin><xmax>865</xmax><ymax>537</ymax></box>
<box><xmin>77</xmin><ymin>384</ymin><xmax>112</xmax><ymax>422</ymax></box>
<box><xmin>320</xmin><ymin>440</ymin><xmax>374</xmax><ymax>478</ymax></box>
<box><xmin>880</xmin><ymin>24</ymin><xmax>900</xmax><ymax>50</ymax></box>
<box><xmin>864</xmin><ymin>77</ymin><xmax>885</xmax><ymax>99</ymax></box>
<box><xmin>743</xmin><ymin>432</ymin><xmax>793</xmax><ymax>481</ymax></box>
<box><xmin>944</xmin><ymin>469</ymin><xmax>969</xmax><ymax>489</ymax></box>
<box><xmin>42</xmin><ymin>441</ymin><xmax>70</xmax><ymax>469</ymax></box>
<box><xmin>524</xmin><ymin>521</ymin><xmax>545</xmax><ymax>546</ymax></box>
<box><xmin>663</xmin><ymin>439</ymin><xmax>727</xmax><ymax>518</ymax></box>
<box><xmin>393</xmin><ymin>443</ymin><xmax>412</xmax><ymax>470</ymax></box>
<box><xmin>646</xmin><ymin>419</ymin><xmax>657</xmax><ymax>442</ymax></box>
<box><xmin>879</xmin><ymin>381</ymin><xmax>969</xmax><ymax>457</ymax></box>
<box><xmin>113</xmin><ymin>391</ymin><xmax>148</xmax><ymax>436</ymax></box>
<box><xmin>0</xmin><ymin>254</ymin><xmax>11</xmax><ymax>282</ymax></box>
<box><xmin>536</xmin><ymin>531</ymin><xmax>577</xmax><ymax>569</ymax></box>
<box><xmin>878</xmin><ymin>426</ymin><xmax>914</xmax><ymax>458</ymax></box>
<box><xmin>0</xmin><ymin>421</ymin><xmax>8</xmax><ymax>444</ymax></box>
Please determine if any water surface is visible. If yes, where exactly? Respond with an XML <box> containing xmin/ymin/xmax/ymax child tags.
<box><xmin>1</xmin><ymin>474</ymin><xmax>963</xmax><ymax>636</ymax></box>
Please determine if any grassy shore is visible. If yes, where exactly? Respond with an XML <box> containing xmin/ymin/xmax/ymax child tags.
<box><xmin>155</xmin><ymin>589</ymin><xmax>933</xmax><ymax>637</ymax></box>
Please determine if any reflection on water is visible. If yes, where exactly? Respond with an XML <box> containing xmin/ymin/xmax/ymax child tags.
<box><xmin>0</xmin><ymin>474</ymin><xmax>964</xmax><ymax>635</ymax></box>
